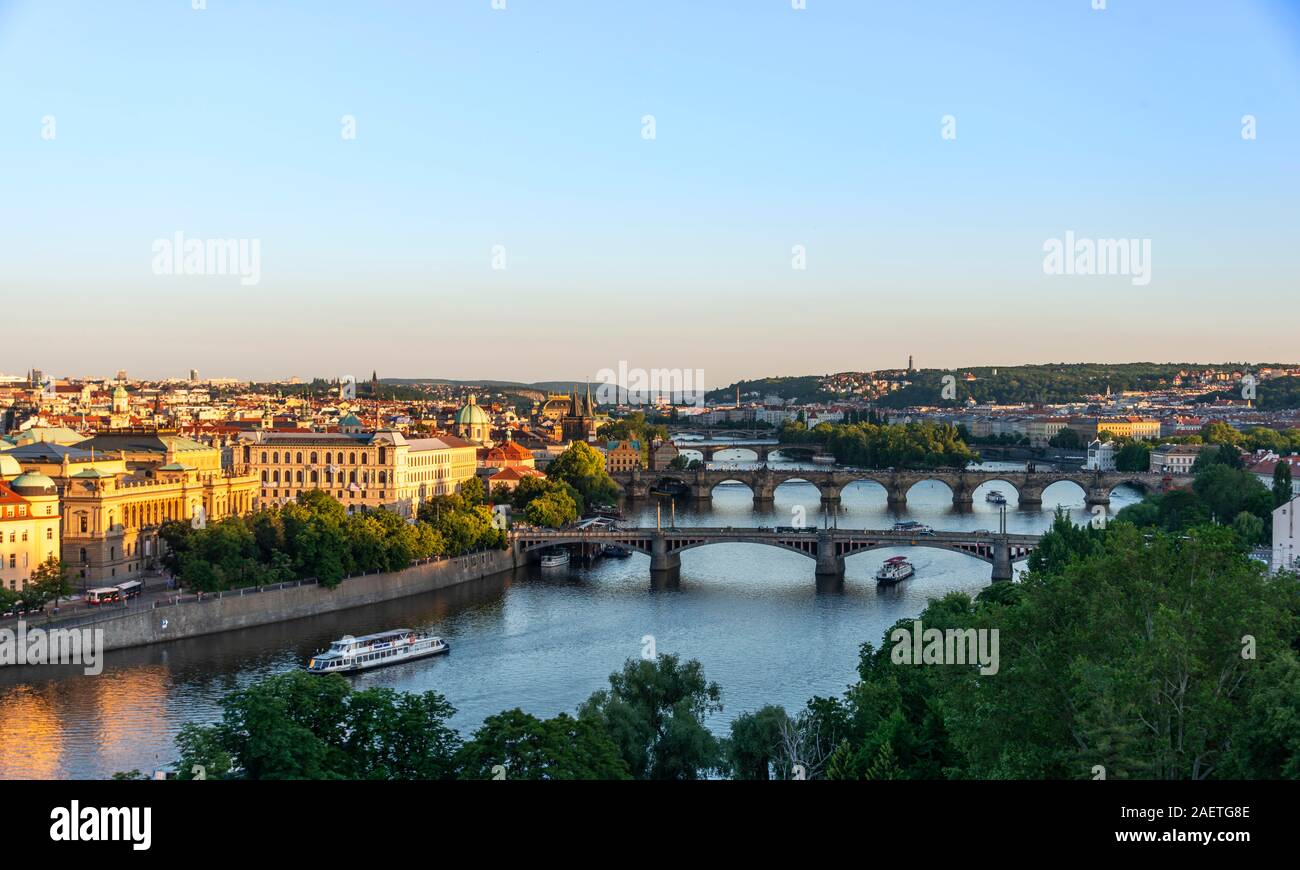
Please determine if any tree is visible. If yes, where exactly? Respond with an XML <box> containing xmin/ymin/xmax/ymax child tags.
<box><xmin>1113</xmin><ymin>442</ymin><xmax>1151</xmax><ymax>472</ymax></box>
<box><xmin>459</xmin><ymin>475</ymin><xmax>486</xmax><ymax>508</ymax></box>
<box><xmin>1274</xmin><ymin>461</ymin><xmax>1293</xmax><ymax>508</ymax></box>
<box><xmin>578</xmin><ymin>654</ymin><xmax>723</xmax><ymax>780</ymax></box>
<box><xmin>725</xmin><ymin>705</ymin><xmax>792</xmax><ymax>780</ymax></box>
<box><xmin>28</xmin><ymin>556</ymin><xmax>72</xmax><ymax>609</ymax></box>
<box><xmin>457</xmin><ymin>709</ymin><xmax>630</xmax><ymax>780</ymax></box>
<box><xmin>546</xmin><ymin>442</ymin><xmax>619</xmax><ymax>507</ymax></box>
<box><xmin>174</xmin><ymin>671</ymin><xmax>461</xmax><ymax>780</ymax></box>
<box><xmin>1049</xmin><ymin>427</ymin><xmax>1083</xmax><ymax>449</ymax></box>
<box><xmin>523</xmin><ymin>490</ymin><xmax>578</xmax><ymax>528</ymax></box>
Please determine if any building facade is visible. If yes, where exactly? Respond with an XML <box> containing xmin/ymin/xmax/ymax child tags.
<box><xmin>0</xmin><ymin>469</ymin><xmax>61</xmax><ymax>593</ymax></box>
<box><xmin>1149</xmin><ymin>443</ymin><xmax>1208</xmax><ymax>474</ymax></box>
<box><xmin>1085</xmin><ymin>439</ymin><xmax>1117</xmax><ymax>471</ymax></box>
<box><xmin>238</xmin><ymin>429</ymin><xmax>477</xmax><ymax>516</ymax></box>
<box><xmin>1273</xmin><ymin>495</ymin><xmax>1299</xmax><ymax>574</ymax></box>
<box><xmin>60</xmin><ymin>442</ymin><xmax>258</xmax><ymax>586</ymax></box>
<box><xmin>604</xmin><ymin>439</ymin><xmax>642</xmax><ymax>473</ymax></box>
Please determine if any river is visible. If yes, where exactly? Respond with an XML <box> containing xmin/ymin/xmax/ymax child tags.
<box><xmin>0</xmin><ymin>457</ymin><xmax>1141</xmax><ymax>779</ymax></box>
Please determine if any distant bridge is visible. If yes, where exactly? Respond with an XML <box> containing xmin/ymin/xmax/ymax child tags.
<box><xmin>670</xmin><ymin>441</ymin><xmax>818</xmax><ymax>461</ymax></box>
<box><xmin>510</xmin><ymin>526</ymin><xmax>1042</xmax><ymax>582</ymax></box>
<box><xmin>613</xmin><ymin>466</ymin><xmax>1191</xmax><ymax>508</ymax></box>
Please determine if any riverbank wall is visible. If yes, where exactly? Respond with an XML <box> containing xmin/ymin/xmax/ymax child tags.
<box><xmin>48</xmin><ymin>549</ymin><xmax>515</xmax><ymax>652</ymax></box>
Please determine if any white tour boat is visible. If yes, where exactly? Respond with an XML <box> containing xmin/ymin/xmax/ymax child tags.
<box><xmin>812</xmin><ymin>454</ymin><xmax>837</xmax><ymax>465</ymax></box>
<box><xmin>305</xmin><ymin>629</ymin><xmax>448</xmax><ymax>674</ymax></box>
<box><xmin>876</xmin><ymin>556</ymin><xmax>916</xmax><ymax>585</ymax></box>
<box><xmin>540</xmin><ymin>550</ymin><xmax>571</xmax><ymax>569</ymax></box>
<box><xmin>985</xmin><ymin>490</ymin><xmax>1008</xmax><ymax>505</ymax></box>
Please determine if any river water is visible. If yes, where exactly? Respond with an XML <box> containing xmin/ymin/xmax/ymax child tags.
<box><xmin>0</xmin><ymin>456</ymin><xmax>1140</xmax><ymax>779</ymax></box>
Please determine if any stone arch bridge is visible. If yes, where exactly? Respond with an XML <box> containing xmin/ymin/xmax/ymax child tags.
<box><xmin>613</xmin><ymin>467</ymin><xmax>1191</xmax><ymax>508</ymax></box>
<box><xmin>511</xmin><ymin>527</ymin><xmax>1042</xmax><ymax>582</ymax></box>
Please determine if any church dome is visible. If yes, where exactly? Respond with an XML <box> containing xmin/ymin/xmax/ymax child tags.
<box><xmin>456</xmin><ymin>395</ymin><xmax>490</xmax><ymax>426</ymax></box>
<box><xmin>0</xmin><ymin>453</ymin><xmax>22</xmax><ymax>480</ymax></box>
<box><xmin>9</xmin><ymin>471</ymin><xmax>57</xmax><ymax>496</ymax></box>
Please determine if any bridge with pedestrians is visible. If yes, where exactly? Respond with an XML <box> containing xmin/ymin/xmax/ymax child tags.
<box><xmin>510</xmin><ymin>525</ymin><xmax>1042</xmax><ymax>582</ymax></box>
<box><xmin>613</xmin><ymin>466</ymin><xmax>1191</xmax><ymax>508</ymax></box>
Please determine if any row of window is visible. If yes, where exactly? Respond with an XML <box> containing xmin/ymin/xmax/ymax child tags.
<box><xmin>253</xmin><ymin>449</ymin><xmax>388</xmax><ymax>466</ymax></box>
<box><xmin>4</xmin><ymin>529</ymin><xmax>54</xmax><ymax>542</ymax></box>
<box><xmin>261</xmin><ymin>470</ymin><xmax>388</xmax><ymax>485</ymax></box>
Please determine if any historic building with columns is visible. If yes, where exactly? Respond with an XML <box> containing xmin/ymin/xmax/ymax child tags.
<box><xmin>59</xmin><ymin>430</ymin><xmax>258</xmax><ymax>585</ymax></box>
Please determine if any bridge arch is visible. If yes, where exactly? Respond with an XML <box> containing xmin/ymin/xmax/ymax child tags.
<box><xmin>709</xmin><ymin>446</ymin><xmax>761</xmax><ymax>462</ymax></box>
<box><xmin>905</xmin><ymin>477</ymin><xmax>954</xmax><ymax>502</ymax></box>
<box><xmin>971</xmin><ymin>478</ymin><xmax>1021</xmax><ymax>505</ymax></box>
<box><xmin>710</xmin><ymin>478</ymin><xmax>755</xmax><ymax>497</ymax></box>
<box><xmin>1041</xmin><ymin>479</ymin><xmax>1087</xmax><ymax>506</ymax></box>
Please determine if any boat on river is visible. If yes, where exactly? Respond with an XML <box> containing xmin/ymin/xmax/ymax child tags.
<box><xmin>876</xmin><ymin>556</ymin><xmax>916</xmax><ymax>585</ymax></box>
<box><xmin>305</xmin><ymin>629</ymin><xmax>448</xmax><ymax>674</ymax></box>
<box><xmin>540</xmin><ymin>551</ymin><xmax>571</xmax><ymax>569</ymax></box>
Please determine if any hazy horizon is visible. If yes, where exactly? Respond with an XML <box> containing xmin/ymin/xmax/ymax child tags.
<box><xmin>3</xmin><ymin>0</ymin><xmax>1298</xmax><ymax>383</ymax></box>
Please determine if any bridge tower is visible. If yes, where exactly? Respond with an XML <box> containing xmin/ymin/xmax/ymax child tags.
<box><xmin>815</xmin><ymin>530</ymin><xmax>844</xmax><ymax>581</ymax></box>
<box><xmin>991</xmin><ymin>504</ymin><xmax>1013</xmax><ymax>581</ymax></box>
<box><xmin>649</xmin><ymin>532</ymin><xmax>681</xmax><ymax>582</ymax></box>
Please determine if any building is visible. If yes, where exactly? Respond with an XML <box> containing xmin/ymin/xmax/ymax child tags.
<box><xmin>1071</xmin><ymin>416</ymin><xmax>1162</xmax><ymax>441</ymax></box>
<box><xmin>0</xmin><ymin>461</ymin><xmax>61</xmax><ymax>593</ymax></box>
<box><xmin>238</xmin><ymin>429</ymin><xmax>477</xmax><ymax>516</ymax></box>
<box><xmin>561</xmin><ymin>386</ymin><xmax>599</xmax><ymax>443</ymax></box>
<box><xmin>1085</xmin><ymin>439</ymin><xmax>1117</xmax><ymax>471</ymax></box>
<box><xmin>1273</xmin><ymin>495</ymin><xmax>1300</xmax><ymax>573</ymax></box>
<box><xmin>1247</xmin><ymin>455</ymin><xmax>1300</xmax><ymax>498</ymax></box>
<box><xmin>454</xmin><ymin>395</ymin><xmax>492</xmax><ymax>445</ymax></box>
<box><xmin>648</xmin><ymin>439</ymin><xmax>680</xmax><ymax>470</ymax></box>
<box><xmin>1026</xmin><ymin>417</ymin><xmax>1069</xmax><ymax>449</ymax></box>
<box><xmin>1</xmin><ymin>442</ymin><xmax>128</xmax><ymax>496</ymax></box>
<box><xmin>1149</xmin><ymin>443</ymin><xmax>1210</xmax><ymax>474</ymax></box>
<box><xmin>604</xmin><ymin>439</ymin><xmax>642</xmax><ymax>473</ymax></box>
<box><xmin>482</xmin><ymin>435</ymin><xmax>545</xmax><ymax>492</ymax></box>
<box><xmin>60</xmin><ymin>434</ymin><xmax>259</xmax><ymax>586</ymax></box>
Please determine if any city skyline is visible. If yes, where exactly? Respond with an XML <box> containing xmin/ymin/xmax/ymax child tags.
<box><xmin>3</xmin><ymin>0</ymin><xmax>1299</xmax><ymax>383</ymax></box>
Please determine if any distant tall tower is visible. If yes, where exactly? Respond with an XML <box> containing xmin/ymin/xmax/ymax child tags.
<box><xmin>189</xmin><ymin>368</ymin><xmax>199</xmax><ymax>382</ymax></box>
<box><xmin>908</xmin><ymin>355</ymin><xmax>914</xmax><ymax>372</ymax></box>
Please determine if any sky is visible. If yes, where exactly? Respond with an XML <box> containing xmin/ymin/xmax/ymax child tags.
<box><xmin>1</xmin><ymin>0</ymin><xmax>1298</xmax><ymax>387</ymax></box>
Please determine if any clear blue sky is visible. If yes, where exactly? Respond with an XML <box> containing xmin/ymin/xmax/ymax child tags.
<box><xmin>2</xmin><ymin>0</ymin><xmax>1297</xmax><ymax>385</ymax></box>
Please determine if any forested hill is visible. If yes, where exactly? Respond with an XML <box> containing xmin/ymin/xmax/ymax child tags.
<box><xmin>708</xmin><ymin>364</ymin><xmax>1289</xmax><ymax>407</ymax></box>
<box><xmin>874</xmin><ymin>363</ymin><xmax>1266</xmax><ymax>407</ymax></box>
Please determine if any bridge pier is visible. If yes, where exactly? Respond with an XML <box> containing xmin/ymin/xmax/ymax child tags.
<box><xmin>1085</xmin><ymin>488</ymin><xmax>1111</xmax><ymax>508</ymax></box>
<box><xmin>1018</xmin><ymin>486</ymin><xmax>1043</xmax><ymax>508</ymax></box>
<box><xmin>819</xmin><ymin>485</ymin><xmax>842</xmax><ymax>508</ymax></box>
<box><xmin>991</xmin><ymin>538</ymin><xmax>1014</xmax><ymax>582</ymax></box>
<box><xmin>885</xmin><ymin>483</ymin><xmax>908</xmax><ymax>507</ymax></box>
<box><xmin>815</xmin><ymin>531</ymin><xmax>844</xmax><ymax>580</ymax></box>
<box><xmin>650</xmin><ymin>534</ymin><xmax>681</xmax><ymax>582</ymax></box>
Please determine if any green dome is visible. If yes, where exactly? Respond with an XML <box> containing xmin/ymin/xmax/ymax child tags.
<box><xmin>10</xmin><ymin>471</ymin><xmax>57</xmax><ymax>496</ymax></box>
<box><xmin>455</xmin><ymin>395</ymin><xmax>490</xmax><ymax>426</ymax></box>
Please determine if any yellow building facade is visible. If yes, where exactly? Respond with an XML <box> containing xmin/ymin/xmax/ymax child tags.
<box><xmin>59</xmin><ymin>432</ymin><xmax>258</xmax><ymax>585</ymax></box>
<box><xmin>0</xmin><ymin>461</ymin><xmax>62</xmax><ymax>593</ymax></box>
<box><xmin>237</xmin><ymin>429</ymin><xmax>478</xmax><ymax>516</ymax></box>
